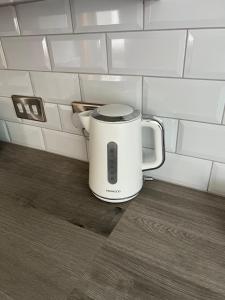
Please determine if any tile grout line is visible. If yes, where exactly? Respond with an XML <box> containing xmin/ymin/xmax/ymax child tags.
<box><xmin>2</xmin><ymin>94</ymin><xmax>225</xmax><ymax>127</ymax></box>
<box><xmin>77</xmin><ymin>74</ymin><xmax>88</xmax><ymax>159</ymax></box>
<box><xmin>105</xmin><ymin>33</ymin><xmax>110</xmax><ymax>74</ymax></box>
<box><xmin>206</xmin><ymin>161</ymin><xmax>214</xmax><ymax>192</ymax></box>
<box><xmin>2</xmin><ymin>27</ymin><xmax>225</xmax><ymax>39</ymax></box>
<box><xmin>44</xmin><ymin>35</ymin><xmax>53</xmax><ymax>72</ymax></box>
<box><xmin>221</xmin><ymin>104</ymin><xmax>225</xmax><ymax>124</ymax></box>
<box><xmin>0</xmin><ymin>37</ymin><xmax>8</xmax><ymax>69</ymax></box>
<box><xmin>13</xmin><ymin>4</ymin><xmax>21</xmax><ymax>35</ymax></box>
<box><xmin>4</xmin><ymin>120</ymin><xmax>12</xmax><ymax>143</ymax></box>
<box><xmin>0</xmin><ymin>0</ymin><xmax>39</xmax><ymax>8</ymax></box>
<box><xmin>68</xmin><ymin>0</ymin><xmax>75</xmax><ymax>33</ymax></box>
<box><xmin>41</xmin><ymin>127</ymin><xmax>48</xmax><ymax>151</ymax></box>
<box><xmin>182</xmin><ymin>30</ymin><xmax>189</xmax><ymax>78</ymax></box>
<box><xmin>2</xmin><ymin>118</ymin><xmax>82</xmax><ymax>136</ymax></box>
<box><xmin>40</xmin><ymin>127</ymin><xmax>47</xmax><ymax>151</ymax></box>
<box><xmin>142</xmin><ymin>0</ymin><xmax>145</xmax><ymax>30</ymax></box>
<box><xmin>56</xmin><ymin>104</ymin><xmax>63</xmax><ymax>131</ymax></box>
<box><xmin>28</xmin><ymin>71</ymin><xmax>35</xmax><ymax>96</ymax></box>
<box><xmin>77</xmin><ymin>73</ymin><xmax>84</xmax><ymax>102</ymax></box>
<box><xmin>141</xmin><ymin>76</ymin><xmax>144</xmax><ymax>114</ymax></box>
<box><xmin>175</xmin><ymin>119</ymin><xmax>180</xmax><ymax>153</ymax></box>
<box><xmin>2</xmin><ymin>117</ymin><xmax>224</xmax><ymax>165</ymax></box>
<box><xmin>1</xmin><ymin>67</ymin><xmax>225</xmax><ymax>83</ymax></box>
<box><xmin>3</xmin><ymin>120</ymin><xmax>225</xmax><ymax>171</ymax></box>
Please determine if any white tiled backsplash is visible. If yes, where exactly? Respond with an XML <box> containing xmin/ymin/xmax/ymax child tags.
<box><xmin>0</xmin><ymin>0</ymin><xmax>225</xmax><ymax>196</ymax></box>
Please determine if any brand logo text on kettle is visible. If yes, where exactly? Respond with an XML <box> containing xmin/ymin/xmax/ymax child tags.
<box><xmin>106</xmin><ymin>189</ymin><xmax>121</xmax><ymax>193</ymax></box>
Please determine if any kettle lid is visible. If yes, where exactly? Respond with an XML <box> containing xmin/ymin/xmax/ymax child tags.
<box><xmin>92</xmin><ymin>104</ymin><xmax>140</xmax><ymax>122</ymax></box>
<box><xmin>97</xmin><ymin>104</ymin><xmax>133</xmax><ymax>117</ymax></box>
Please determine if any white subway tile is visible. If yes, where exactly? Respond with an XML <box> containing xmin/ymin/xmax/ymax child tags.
<box><xmin>58</xmin><ymin>105</ymin><xmax>82</xmax><ymax>135</ymax></box>
<box><xmin>144</xmin><ymin>150</ymin><xmax>212</xmax><ymax>191</ymax></box>
<box><xmin>185</xmin><ymin>29</ymin><xmax>225</xmax><ymax>80</ymax></box>
<box><xmin>0</xmin><ymin>120</ymin><xmax>10</xmax><ymax>142</ymax></box>
<box><xmin>177</xmin><ymin>121</ymin><xmax>225</xmax><ymax>163</ymax></box>
<box><xmin>2</xmin><ymin>36</ymin><xmax>51</xmax><ymax>71</ymax></box>
<box><xmin>0</xmin><ymin>6</ymin><xmax>19</xmax><ymax>36</ymax></box>
<box><xmin>23</xmin><ymin>103</ymin><xmax>61</xmax><ymax>130</ymax></box>
<box><xmin>223</xmin><ymin>113</ymin><xmax>225</xmax><ymax>125</ymax></box>
<box><xmin>30</xmin><ymin>72</ymin><xmax>81</xmax><ymax>104</ymax></box>
<box><xmin>71</xmin><ymin>0</ymin><xmax>143</xmax><ymax>32</ymax></box>
<box><xmin>107</xmin><ymin>31</ymin><xmax>186</xmax><ymax>77</ymax></box>
<box><xmin>16</xmin><ymin>0</ymin><xmax>72</xmax><ymax>35</ymax></box>
<box><xmin>142</xmin><ymin>117</ymin><xmax>178</xmax><ymax>153</ymax></box>
<box><xmin>0</xmin><ymin>70</ymin><xmax>33</xmax><ymax>97</ymax></box>
<box><xmin>80</xmin><ymin>74</ymin><xmax>142</xmax><ymax>109</ymax></box>
<box><xmin>6</xmin><ymin>121</ymin><xmax>45</xmax><ymax>150</ymax></box>
<box><xmin>208</xmin><ymin>163</ymin><xmax>225</xmax><ymax>196</ymax></box>
<box><xmin>0</xmin><ymin>42</ymin><xmax>7</xmax><ymax>69</ymax></box>
<box><xmin>0</xmin><ymin>0</ymin><xmax>36</xmax><ymax>3</ymax></box>
<box><xmin>43</xmin><ymin>129</ymin><xmax>87</xmax><ymax>161</ymax></box>
<box><xmin>143</xmin><ymin>77</ymin><xmax>225</xmax><ymax>123</ymax></box>
<box><xmin>145</xmin><ymin>0</ymin><xmax>225</xmax><ymax>30</ymax></box>
<box><xmin>0</xmin><ymin>97</ymin><xmax>21</xmax><ymax>122</ymax></box>
<box><xmin>48</xmin><ymin>34</ymin><xmax>107</xmax><ymax>73</ymax></box>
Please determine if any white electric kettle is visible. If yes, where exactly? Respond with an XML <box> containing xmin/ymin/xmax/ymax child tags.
<box><xmin>76</xmin><ymin>103</ymin><xmax>165</xmax><ymax>203</ymax></box>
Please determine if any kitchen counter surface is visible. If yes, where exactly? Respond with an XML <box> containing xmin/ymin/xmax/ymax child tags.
<box><xmin>0</xmin><ymin>142</ymin><xmax>225</xmax><ymax>300</ymax></box>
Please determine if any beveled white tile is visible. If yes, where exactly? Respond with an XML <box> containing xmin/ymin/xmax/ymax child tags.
<box><xmin>16</xmin><ymin>0</ymin><xmax>72</xmax><ymax>35</ymax></box>
<box><xmin>143</xmin><ymin>77</ymin><xmax>225</xmax><ymax>123</ymax></box>
<box><xmin>0</xmin><ymin>0</ymin><xmax>39</xmax><ymax>3</ymax></box>
<box><xmin>0</xmin><ymin>42</ymin><xmax>7</xmax><ymax>69</ymax></box>
<box><xmin>58</xmin><ymin>105</ymin><xmax>82</xmax><ymax>135</ymax></box>
<box><xmin>71</xmin><ymin>0</ymin><xmax>143</xmax><ymax>33</ymax></box>
<box><xmin>145</xmin><ymin>0</ymin><xmax>225</xmax><ymax>30</ymax></box>
<box><xmin>142</xmin><ymin>117</ymin><xmax>178</xmax><ymax>153</ymax></box>
<box><xmin>0</xmin><ymin>97</ymin><xmax>21</xmax><ymax>122</ymax></box>
<box><xmin>144</xmin><ymin>149</ymin><xmax>212</xmax><ymax>191</ymax></box>
<box><xmin>107</xmin><ymin>31</ymin><xmax>186</xmax><ymax>76</ymax></box>
<box><xmin>80</xmin><ymin>74</ymin><xmax>142</xmax><ymax>109</ymax></box>
<box><xmin>223</xmin><ymin>113</ymin><xmax>225</xmax><ymax>125</ymax></box>
<box><xmin>0</xmin><ymin>120</ymin><xmax>10</xmax><ymax>142</ymax></box>
<box><xmin>177</xmin><ymin>121</ymin><xmax>225</xmax><ymax>163</ymax></box>
<box><xmin>2</xmin><ymin>36</ymin><xmax>51</xmax><ymax>71</ymax></box>
<box><xmin>48</xmin><ymin>34</ymin><xmax>107</xmax><ymax>73</ymax></box>
<box><xmin>0</xmin><ymin>70</ymin><xmax>33</xmax><ymax>97</ymax></box>
<box><xmin>0</xmin><ymin>6</ymin><xmax>19</xmax><ymax>36</ymax></box>
<box><xmin>43</xmin><ymin>128</ymin><xmax>87</xmax><ymax>161</ymax></box>
<box><xmin>6</xmin><ymin>121</ymin><xmax>45</xmax><ymax>150</ymax></box>
<box><xmin>30</xmin><ymin>72</ymin><xmax>81</xmax><ymax>104</ymax></box>
<box><xmin>208</xmin><ymin>163</ymin><xmax>225</xmax><ymax>196</ymax></box>
<box><xmin>23</xmin><ymin>103</ymin><xmax>61</xmax><ymax>130</ymax></box>
<box><xmin>185</xmin><ymin>29</ymin><xmax>225</xmax><ymax>80</ymax></box>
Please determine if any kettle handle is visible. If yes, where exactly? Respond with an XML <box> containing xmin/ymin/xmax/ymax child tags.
<box><xmin>142</xmin><ymin>118</ymin><xmax>165</xmax><ymax>171</ymax></box>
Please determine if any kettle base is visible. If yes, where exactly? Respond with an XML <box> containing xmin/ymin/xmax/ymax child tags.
<box><xmin>92</xmin><ymin>191</ymin><xmax>139</xmax><ymax>203</ymax></box>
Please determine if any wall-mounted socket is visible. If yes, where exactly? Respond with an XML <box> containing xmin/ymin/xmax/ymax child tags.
<box><xmin>12</xmin><ymin>95</ymin><xmax>46</xmax><ymax>122</ymax></box>
<box><xmin>72</xmin><ymin>101</ymin><xmax>103</xmax><ymax>113</ymax></box>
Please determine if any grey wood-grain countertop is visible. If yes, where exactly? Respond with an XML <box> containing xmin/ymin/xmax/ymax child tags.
<box><xmin>0</xmin><ymin>141</ymin><xmax>225</xmax><ymax>300</ymax></box>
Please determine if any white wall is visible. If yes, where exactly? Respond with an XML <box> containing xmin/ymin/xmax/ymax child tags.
<box><xmin>0</xmin><ymin>0</ymin><xmax>225</xmax><ymax>196</ymax></box>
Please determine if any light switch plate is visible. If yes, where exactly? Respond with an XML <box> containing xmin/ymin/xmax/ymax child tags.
<box><xmin>12</xmin><ymin>95</ymin><xmax>46</xmax><ymax>122</ymax></box>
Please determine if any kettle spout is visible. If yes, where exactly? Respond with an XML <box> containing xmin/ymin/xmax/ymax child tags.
<box><xmin>78</xmin><ymin>110</ymin><xmax>91</xmax><ymax>133</ymax></box>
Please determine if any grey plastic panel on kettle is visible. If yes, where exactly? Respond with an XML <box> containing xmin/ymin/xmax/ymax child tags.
<box><xmin>107</xmin><ymin>142</ymin><xmax>118</xmax><ymax>184</ymax></box>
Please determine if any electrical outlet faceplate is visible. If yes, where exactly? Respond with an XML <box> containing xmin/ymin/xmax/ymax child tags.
<box><xmin>12</xmin><ymin>95</ymin><xmax>46</xmax><ymax>122</ymax></box>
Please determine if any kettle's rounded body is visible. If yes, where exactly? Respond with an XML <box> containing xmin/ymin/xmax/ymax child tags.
<box><xmin>88</xmin><ymin>114</ymin><xmax>143</xmax><ymax>202</ymax></box>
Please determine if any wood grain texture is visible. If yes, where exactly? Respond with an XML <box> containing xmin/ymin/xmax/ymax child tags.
<box><xmin>0</xmin><ymin>194</ymin><xmax>105</xmax><ymax>300</ymax></box>
<box><xmin>0</xmin><ymin>142</ymin><xmax>128</xmax><ymax>236</ymax></box>
<box><xmin>69</xmin><ymin>181</ymin><xmax>225</xmax><ymax>300</ymax></box>
<box><xmin>1</xmin><ymin>142</ymin><xmax>225</xmax><ymax>300</ymax></box>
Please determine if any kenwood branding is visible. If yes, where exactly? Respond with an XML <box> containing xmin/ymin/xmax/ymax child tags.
<box><xmin>106</xmin><ymin>189</ymin><xmax>121</xmax><ymax>193</ymax></box>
